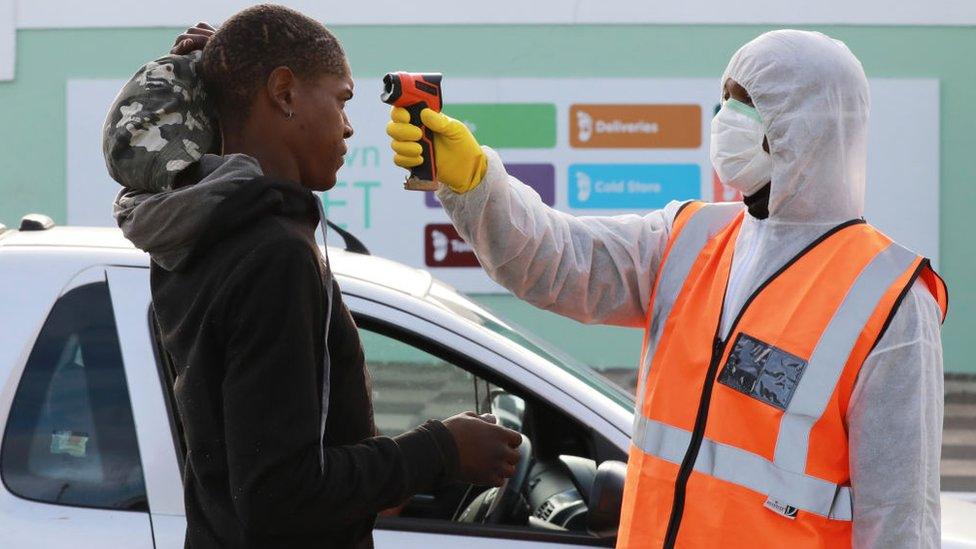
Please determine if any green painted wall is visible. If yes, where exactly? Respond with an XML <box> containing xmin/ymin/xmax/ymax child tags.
<box><xmin>1</xmin><ymin>25</ymin><xmax>972</xmax><ymax>372</ymax></box>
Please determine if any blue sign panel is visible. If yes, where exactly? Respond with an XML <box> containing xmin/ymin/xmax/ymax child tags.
<box><xmin>568</xmin><ymin>164</ymin><xmax>700</xmax><ymax>209</ymax></box>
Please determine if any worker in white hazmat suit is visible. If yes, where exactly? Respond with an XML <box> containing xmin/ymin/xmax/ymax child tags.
<box><xmin>387</xmin><ymin>30</ymin><xmax>946</xmax><ymax>547</ymax></box>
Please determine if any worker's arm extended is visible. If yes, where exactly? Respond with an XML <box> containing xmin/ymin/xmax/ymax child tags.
<box><xmin>388</xmin><ymin>107</ymin><xmax>680</xmax><ymax>328</ymax></box>
<box><xmin>848</xmin><ymin>281</ymin><xmax>943</xmax><ymax>548</ymax></box>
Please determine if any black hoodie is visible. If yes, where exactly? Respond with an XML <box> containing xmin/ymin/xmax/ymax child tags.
<box><xmin>114</xmin><ymin>155</ymin><xmax>459</xmax><ymax>548</ymax></box>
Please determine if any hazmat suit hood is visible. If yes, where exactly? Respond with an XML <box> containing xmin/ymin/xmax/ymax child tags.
<box><xmin>722</xmin><ymin>29</ymin><xmax>870</xmax><ymax>224</ymax></box>
<box><xmin>715</xmin><ymin>30</ymin><xmax>873</xmax><ymax>338</ymax></box>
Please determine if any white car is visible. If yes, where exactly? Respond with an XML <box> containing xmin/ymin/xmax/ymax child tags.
<box><xmin>1</xmin><ymin>216</ymin><xmax>974</xmax><ymax>548</ymax></box>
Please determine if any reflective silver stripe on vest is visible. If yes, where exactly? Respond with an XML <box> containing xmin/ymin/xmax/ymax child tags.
<box><xmin>773</xmin><ymin>242</ymin><xmax>918</xmax><ymax>472</ymax></box>
<box><xmin>633</xmin><ymin>417</ymin><xmax>854</xmax><ymax>520</ymax></box>
<box><xmin>634</xmin><ymin>202</ymin><xmax>743</xmax><ymax>426</ymax></box>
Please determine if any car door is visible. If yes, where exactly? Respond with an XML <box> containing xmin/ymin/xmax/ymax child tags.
<box><xmin>105</xmin><ymin>266</ymin><xmax>186</xmax><ymax>548</ymax></box>
<box><xmin>104</xmin><ymin>265</ymin><xmax>552</xmax><ymax>549</ymax></box>
<box><xmin>102</xmin><ymin>265</ymin><xmax>604</xmax><ymax>548</ymax></box>
<box><xmin>0</xmin><ymin>266</ymin><xmax>154</xmax><ymax>548</ymax></box>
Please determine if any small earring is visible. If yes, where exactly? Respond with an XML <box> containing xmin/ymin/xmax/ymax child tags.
<box><xmin>286</xmin><ymin>111</ymin><xmax>294</xmax><ymax>119</ymax></box>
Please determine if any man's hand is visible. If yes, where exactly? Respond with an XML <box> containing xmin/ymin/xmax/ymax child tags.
<box><xmin>386</xmin><ymin>107</ymin><xmax>488</xmax><ymax>194</ymax></box>
<box><xmin>442</xmin><ymin>412</ymin><xmax>521</xmax><ymax>486</ymax></box>
<box><xmin>171</xmin><ymin>22</ymin><xmax>216</xmax><ymax>55</ymax></box>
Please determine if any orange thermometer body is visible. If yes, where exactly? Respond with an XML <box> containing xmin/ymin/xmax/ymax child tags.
<box><xmin>381</xmin><ymin>72</ymin><xmax>443</xmax><ymax>191</ymax></box>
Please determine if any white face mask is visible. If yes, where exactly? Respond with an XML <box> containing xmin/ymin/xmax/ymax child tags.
<box><xmin>710</xmin><ymin>98</ymin><xmax>772</xmax><ymax>196</ymax></box>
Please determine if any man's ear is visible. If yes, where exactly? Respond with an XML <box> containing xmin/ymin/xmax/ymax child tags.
<box><xmin>266</xmin><ymin>66</ymin><xmax>296</xmax><ymax>117</ymax></box>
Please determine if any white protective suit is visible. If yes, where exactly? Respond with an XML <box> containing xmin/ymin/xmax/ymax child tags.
<box><xmin>437</xmin><ymin>30</ymin><xmax>943</xmax><ymax>547</ymax></box>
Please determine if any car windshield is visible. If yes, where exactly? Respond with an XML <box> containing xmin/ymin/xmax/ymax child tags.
<box><xmin>426</xmin><ymin>282</ymin><xmax>634</xmax><ymax>410</ymax></box>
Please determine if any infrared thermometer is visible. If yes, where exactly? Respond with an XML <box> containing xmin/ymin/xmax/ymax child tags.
<box><xmin>381</xmin><ymin>72</ymin><xmax>443</xmax><ymax>191</ymax></box>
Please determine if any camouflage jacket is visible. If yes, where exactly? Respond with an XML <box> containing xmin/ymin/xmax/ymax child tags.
<box><xmin>102</xmin><ymin>50</ymin><xmax>219</xmax><ymax>192</ymax></box>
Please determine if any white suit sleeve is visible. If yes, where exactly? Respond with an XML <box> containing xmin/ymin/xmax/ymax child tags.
<box><xmin>848</xmin><ymin>281</ymin><xmax>944</xmax><ymax>549</ymax></box>
<box><xmin>436</xmin><ymin>147</ymin><xmax>681</xmax><ymax>328</ymax></box>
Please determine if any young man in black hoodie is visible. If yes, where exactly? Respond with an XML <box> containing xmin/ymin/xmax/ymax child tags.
<box><xmin>103</xmin><ymin>6</ymin><xmax>521</xmax><ymax>548</ymax></box>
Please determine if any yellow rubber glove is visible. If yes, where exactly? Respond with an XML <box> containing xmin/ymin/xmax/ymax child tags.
<box><xmin>386</xmin><ymin>107</ymin><xmax>488</xmax><ymax>194</ymax></box>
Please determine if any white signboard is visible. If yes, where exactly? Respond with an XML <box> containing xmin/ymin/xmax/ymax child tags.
<box><xmin>68</xmin><ymin>77</ymin><xmax>939</xmax><ymax>292</ymax></box>
<box><xmin>0</xmin><ymin>0</ymin><xmax>13</xmax><ymax>80</ymax></box>
<box><xmin>20</xmin><ymin>0</ymin><xmax>976</xmax><ymax>27</ymax></box>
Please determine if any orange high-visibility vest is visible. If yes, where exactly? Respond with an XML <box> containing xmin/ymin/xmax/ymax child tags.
<box><xmin>617</xmin><ymin>201</ymin><xmax>948</xmax><ymax>549</ymax></box>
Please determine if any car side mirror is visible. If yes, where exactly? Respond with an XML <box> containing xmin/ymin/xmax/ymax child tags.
<box><xmin>489</xmin><ymin>390</ymin><xmax>526</xmax><ymax>432</ymax></box>
<box><xmin>587</xmin><ymin>460</ymin><xmax>627</xmax><ymax>539</ymax></box>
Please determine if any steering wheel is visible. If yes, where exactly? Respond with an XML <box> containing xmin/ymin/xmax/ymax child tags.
<box><xmin>484</xmin><ymin>433</ymin><xmax>532</xmax><ymax>524</ymax></box>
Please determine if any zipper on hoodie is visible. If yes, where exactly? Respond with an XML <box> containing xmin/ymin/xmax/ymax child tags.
<box><xmin>660</xmin><ymin>217</ymin><xmax>865</xmax><ymax>548</ymax></box>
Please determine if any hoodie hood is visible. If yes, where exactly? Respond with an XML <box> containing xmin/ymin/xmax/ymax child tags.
<box><xmin>114</xmin><ymin>153</ymin><xmax>319</xmax><ymax>271</ymax></box>
<box><xmin>722</xmin><ymin>29</ymin><xmax>870</xmax><ymax>225</ymax></box>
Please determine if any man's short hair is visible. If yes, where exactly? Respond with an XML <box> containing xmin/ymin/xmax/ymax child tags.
<box><xmin>201</xmin><ymin>4</ymin><xmax>347</xmax><ymax>121</ymax></box>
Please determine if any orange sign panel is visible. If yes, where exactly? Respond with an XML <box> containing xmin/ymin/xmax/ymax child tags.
<box><xmin>570</xmin><ymin>104</ymin><xmax>701</xmax><ymax>149</ymax></box>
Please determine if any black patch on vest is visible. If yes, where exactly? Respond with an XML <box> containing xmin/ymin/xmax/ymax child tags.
<box><xmin>717</xmin><ymin>333</ymin><xmax>807</xmax><ymax>410</ymax></box>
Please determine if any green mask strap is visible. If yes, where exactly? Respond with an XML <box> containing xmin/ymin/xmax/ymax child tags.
<box><xmin>725</xmin><ymin>98</ymin><xmax>763</xmax><ymax>124</ymax></box>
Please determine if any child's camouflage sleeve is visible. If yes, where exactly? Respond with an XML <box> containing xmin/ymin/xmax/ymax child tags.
<box><xmin>102</xmin><ymin>50</ymin><xmax>219</xmax><ymax>192</ymax></box>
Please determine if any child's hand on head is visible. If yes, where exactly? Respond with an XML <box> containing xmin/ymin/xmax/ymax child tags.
<box><xmin>171</xmin><ymin>22</ymin><xmax>216</xmax><ymax>55</ymax></box>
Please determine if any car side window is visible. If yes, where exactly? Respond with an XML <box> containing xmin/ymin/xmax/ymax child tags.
<box><xmin>359</xmin><ymin>327</ymin><xmax>478</xmax><ymax>436</ymax></box>
<box><xmin>1</xmin><ymin>283</ymin><xmax>147</xmax><ymax>511</ymax></box>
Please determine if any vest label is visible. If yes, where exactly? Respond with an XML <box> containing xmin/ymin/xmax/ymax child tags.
<box><xmin>763</xmin><ymin>497</ymin><xmax>799</xmax><ymax>520</ymax></box>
